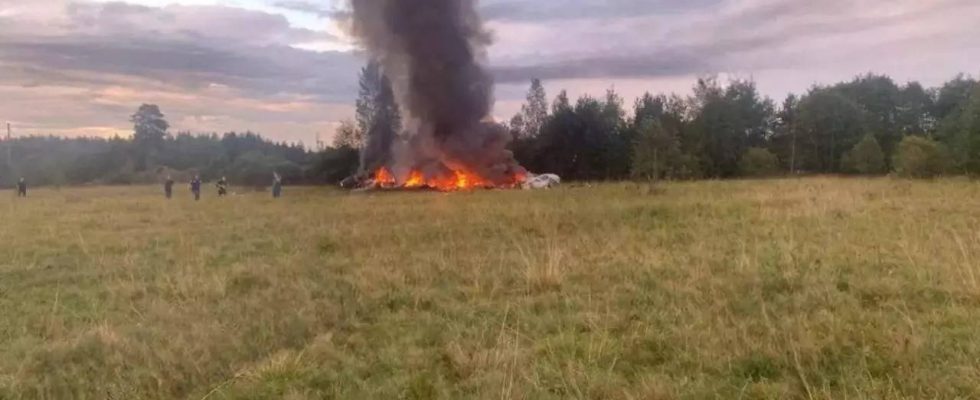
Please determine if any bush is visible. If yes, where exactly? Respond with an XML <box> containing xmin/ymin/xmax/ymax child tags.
<box><xmin>940</xmin><ymin>87</ymin><xmax>980</xmax><ymax>174</ymax></box>
<box><xmin>892</xmin><ymin>136</ymin><xmax>950</xmax><ymax>178</ymax></box>
<box><xmin>841</xmin><ymin>134</ymin><xmax>886</xmax><ymax>174</ymax></box>
<box><xmin>310</xmin><ymin>146</ymin><xmax>361</xmax><ymax>184</ymax></box>
<box><xmin>739</xmin><ymin>148</ymin><xmax>780</xmax><ymax>177</ymax></box>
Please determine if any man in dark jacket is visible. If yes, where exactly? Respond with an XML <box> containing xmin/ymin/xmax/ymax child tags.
<box><xmin>16</xmin><ymin>178</ymin><xmax>27</xmax><ymax>197</ymax></box>
<box><xmin>164</xmin><ymin>176</ymin><xmax>175</xmax><ymax>199</ymax></box>
<box><xmin>272</xmin><ymin>172</ymin><xmax>283</xmax><ymax>198</ymax></box>
<box><xmin>190</xmin><ymin>176</ymin><xmax>202</xmax><ymax>201</ymax></box>
<box><xmin>216</xmin><ymin>177</ymin><xmax>228</xmax><ymax>197</ymax></box>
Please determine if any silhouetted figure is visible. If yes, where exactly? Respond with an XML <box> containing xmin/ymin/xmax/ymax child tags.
<box><xmin>164</xmin><ymin>176</ymin><xmax>174</xmax><ymax>199</ymax></box>
<box><xmin>216</xmin><ymin>177</ymin><xmax>228</xmax><ymax>197</ymax></box>
<box><xmin>16</xmin><ymin>178</ymin><xmax>27</xmax><ymax>197</ymax></box>
<box><xmin>190</xmin><ymin>176</ymin><xmax>202</xmax><ymax>201</ymax></box>
<box><xmin>272</xmin><ymin>172</ymin><xmax>283</xmax><ymax>198</ymax></box>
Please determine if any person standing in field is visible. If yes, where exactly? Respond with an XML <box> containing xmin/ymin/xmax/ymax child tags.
<box><xmin>164</xmin><ymin>176</ymin><xmax>175</xmax><ymax>199</ymax></box>
<box><xmin>272</xmin><ymin>172</ymin><xmax>283</xmax><ymax>198</ymax></box>
<box><xmin>16</xmin><ymin>178</ymin><xmax>27</xmax><ymax>197</ymax></box>
<box><xmin>216</xmin><ymin>177</ymin><xmax>229</xmax><ymax>197</ymax></box>
<box><xmin>190</xmin><ymin>176</ymin><xmax>202</xmax><ymax>201</ymax></box>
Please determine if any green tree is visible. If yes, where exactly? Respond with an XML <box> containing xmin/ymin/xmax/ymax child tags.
<box><xmin>897</xmin><ymin>82</ymin><xmax>935</xmax><ymax>136</ymax></box>
<box><xmin>941</xmin><ymin>86</ymin><xmax>980</xmax><ymax>174</ymax></box>
<box><xmin>793</xmin><ymin>89</ymin><xmax>866</xmax><ymax>173</ymax></box>
<box><xmin>934</xmin><ymin>74</ymin><xmax>978</xmax><ymax>121</ymax></box>
<box><xmin>834</xmin><ymin>74</ymin><xmax>902</xmax><ymax>155</ymax></box>
<box><xmin>552</xmin><ymin>90</ymin><xmax>571</xmax><ymax>115</ymax></box>
<box><xmin>332</xmin><ymin>119</ymin><xmax>362</xmax><ymax>149</ymax></box>
<box><xmin>771</xmin><ymin>94</ymin><xmax>800</xmax><ymax>172</ymax></box>
<box><xmin>355</xmin><ymin>61</ymin><xmax>401</xmax><ymax>174</ymax></box>
<box><xmin>688</xmin><ymin>78</ymin><xmax>775</xmax><ymax>177</ymax></box>
<box><xmin>355</xmin><ymin>61</ymin><xmax>401</xmax><ymax>137</ymax></box>
<box><xmin>531</xmin><ymin>93</ymin><xmax>624</xmax><ymax>180</ymax></box>
<box><xmin>508</xmin><ymin>113</ymin><xmax>525</xmax><ymax>139</ymax></box>
<box><xmin>738</xmin><ymin>147</ymin><xmax>779</xmax><ymax>177</ymax></box>
<box><xmin>893</xmin><ymin>136</ymin><xmax>949</xmax><ymax>178</ymax></box>
<box><xmin>518</xmin><ymin>78</ymin><xmax>548</xmax><ymax>139</ymax></box>
<box><xmin>312</xmin><ymin>146</ymin><xmax>360</xmax><ymax>184</ymax></box>
<box><xmin>602</xmin><ymin>88</ymin><xmax>631</xmax><ymax>178</ymax></box>
<box><xmin>130</xmin><ymin>104</ymin><xmax>169</xmax><ymax>170</ymax></box>
<box><xmin>631</xmin><ymin>118</ymin><xmax>680</xmax><ymax>180</ymax></box>
<box><xmin>632</xmin><ymin>93</ymin><xmax>666</xmax><ymax>127</ymax></box>
<box><xmin>841</xmin><ymin>134</ymin><xmax>886</xmax><ymax>174</ymax></box>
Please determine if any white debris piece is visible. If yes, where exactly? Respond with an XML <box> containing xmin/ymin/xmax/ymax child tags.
<box><xmin>522</xmin><ymin>173</ymin><xmax>561</xmax><ymax>189</ymax></box>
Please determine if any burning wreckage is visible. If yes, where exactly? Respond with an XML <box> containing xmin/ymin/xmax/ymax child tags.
<box><xmin>341</xmin><ymin>0</ymin><xmax>558</xmax><ymax>192</ymax></box>
<box><xmin>346</xmin><ymin>169</ymin><xmax>560</xmax><ymax>191</ymax></box>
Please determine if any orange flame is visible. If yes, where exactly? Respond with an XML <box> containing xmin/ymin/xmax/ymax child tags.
<box><xmin>405</xmin><ymin>170</ymin><xmax>426</xmax><ymax>188</ymax></box>
<box><xmin>372</xmin><ymin>166</ymin><xmax>521</xmax><ymax>191</ymax></box>
<box><xmin>374</xmin><ymin>167</ymin><xmax>396</xmax><ymax>187</ymax></box>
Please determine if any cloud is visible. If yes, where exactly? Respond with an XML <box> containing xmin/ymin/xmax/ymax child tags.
<box><xmin>0</xmin><ymin>1</ymin><xmax>363</xmax><ymax>141</ymax></box>
<box><xmin>0</xmin><ymin>2</ymin><xmax>361</xmax><ymax>101</ymax></box>
<box><xmin>487</xmin><ymin>0</ymin><xmax>980</xmax><ymax>84</ymax></box>
<box><xmin>274</xmin><ymin>0</ymin><xmax>334</xmax><ymax>18</ymax></box>
<box><xmin>1</xmin><ymin>37</ymin><xmax>360</xmax><ymax>101</ymax></box>
<box><xmin>2</xmin><ymin>0</ymin><xmax>979</xmax><ymax>142</ymax></box>
<box><xmin>480</xmin><ymin>0</ymin><xmax>722</xmax><ymax>22</ymax></box>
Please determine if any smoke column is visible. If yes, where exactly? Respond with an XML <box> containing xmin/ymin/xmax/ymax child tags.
<box><xmin>349</xmin><ymin>0</ymin><xmax>525</xmax><ymax>184</ymax></box>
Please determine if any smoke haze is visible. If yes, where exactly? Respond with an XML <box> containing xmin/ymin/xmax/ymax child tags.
<box><xmin>349</xmin><ymin>0</ymin><xmax>525</xmax><ymax>184</ymax></box>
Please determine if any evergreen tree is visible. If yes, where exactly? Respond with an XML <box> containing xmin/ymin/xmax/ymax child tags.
<box><xmin>355</xmin><ymin>61</ymin><xmax>401</xmax><ymax>174</ymax></box>
<box><xmin>355</xmin><ymin>61</ymin><xmax>400</xmax><ymax>136</ymax></box>
<box><xmin>602</xmin><ymin>88</ymin><xmax>631</xmax><ymax>178</ymax></box>
<box><xmin>130</xmin><ymin>104</ymin><xmax>169</xmax><ymax>170</ymax></box>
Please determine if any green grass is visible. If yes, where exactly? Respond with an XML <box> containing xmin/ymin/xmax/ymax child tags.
<box><xmin>1</xmin><ymin>178</ymin><xmax>979</xmax><ymax>399</ymax></box>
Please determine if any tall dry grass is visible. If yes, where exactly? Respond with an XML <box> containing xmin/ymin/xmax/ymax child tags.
<box><xmin>0</xmin><ymin>178</ymin><xmax>978</xmax><ymax>399</ymax></box>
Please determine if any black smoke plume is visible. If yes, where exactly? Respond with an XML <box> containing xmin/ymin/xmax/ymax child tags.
<box><xmin>349</xmin><ymin>0</ymin><xmax>525</xmax><ymax>185</ymax></box>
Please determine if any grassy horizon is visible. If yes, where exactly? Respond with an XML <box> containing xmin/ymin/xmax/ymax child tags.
<box><xmin>1</xmin><ymin>178</ymin><xmax>979</xmax><ymax>399</ymax></box>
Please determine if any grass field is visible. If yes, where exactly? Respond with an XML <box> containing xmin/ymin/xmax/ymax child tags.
<box><xmin>1</xmin><ymin>178</ymin><xmax>979</xmax><ymax>399</ymax></box>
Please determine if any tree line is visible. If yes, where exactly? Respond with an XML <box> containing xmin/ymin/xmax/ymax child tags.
<box><xmin>338</xmin><ymin>64</ymin><xmax>979</xmax><ymax>181</ymax></box>
<box><xmin>4</xmin><ymin>69</ymin><xmax>978</xmax><ymax>188</ymax></box>
<box><xmin>506</xmin><ymin>74</ymin><xmax>980</xmax><ymax>180</ymax></box>
<box><xmin>0</xmin><ymin>104</ymin><xmax>320</xmax><ymax>188</ymax></box>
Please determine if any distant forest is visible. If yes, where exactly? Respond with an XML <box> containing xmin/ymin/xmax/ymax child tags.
<box><xmin>3</xmin><ymin>65</ymin><xmax>979</xmax><ymax>188</ymax></box>
<box><xmin>0</xmin><ymin>103</ymin><xmax>359</xmax><ymax>188</ymax></box>
<box><xmin>501</xmin><ymin>72</ymin><xmax>980</xmax><ymax>181</ymax></box>
<box><xmin>341</xmin><ymin>63</ymin><xmax>980</xmax><ymax>182</ymax></box>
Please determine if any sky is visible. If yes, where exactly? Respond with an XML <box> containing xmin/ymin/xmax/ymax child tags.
<box><xmin>1</xmin><ymin>0</ymin><xmax>978</xmax><ymax>145</ymax></box>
